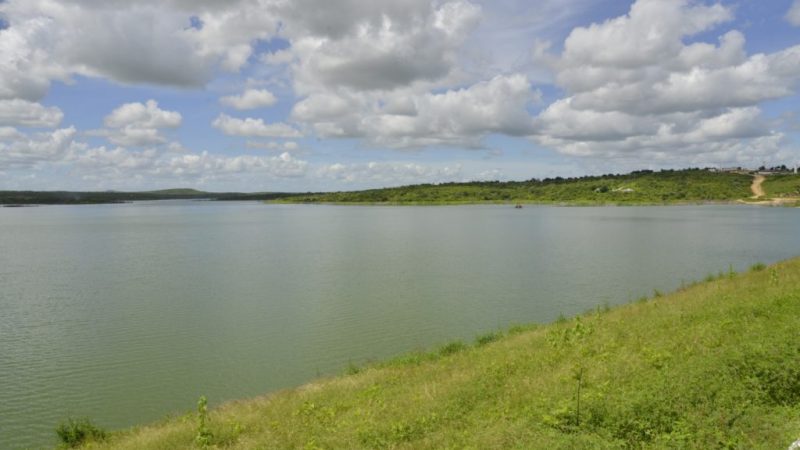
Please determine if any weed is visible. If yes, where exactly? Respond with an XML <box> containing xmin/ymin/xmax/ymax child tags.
<box><xmin>345</xmin><ymin>361</ymin><xmax>361</xmax><ymax>375</ymax></box>
<box><xmin>750</xmin><ymin>262</ymin><xmax>766</xmax><ymax>272</ymax></box>
<box><xmin>438</xmin><ymin>340</ymin><xmax>466</xmax><ymax>356</ymax></box>
<box><xmin>770</xmin><ymin>267</ymin><xmax>779</xmax><ymax>286</ymax></box>
<box><xmin>56</xmin><ymin>418</ymin><xmax>106</xmax><ymax>448</ymax></box>
<box><xmin>475</xmin><ymin>331</ymin><xmax>502</xmax><ymax>346</ymax></box>
<box><xmin>195</xmin><ymin>396</ymin><xmax>212</xmax><ymax>447</ymax></box>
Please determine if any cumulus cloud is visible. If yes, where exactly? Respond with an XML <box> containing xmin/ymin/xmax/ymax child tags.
<box><xmin>280</xmin><ymin>0</ymin><xmax>480</xmax><ymax>93</ymax></box>
<box><xmin>787</xmin><ymin>0</ymin><xmax>800</xmax><ymax>26</ymax></box>
<box><xmin>0</xmin><ymin>0</ymin><xmax>278</xmax><ymax>100</ymax></box>
<box><xmin>292</xmin><ymin>74</ymin><xmax>538</xmax><ymax>148</ymax></box>
<box><xmin>0</xmin><ymin>99</ymin><xmax>63</xmax><ymax>127</ymax></box>
<box><xmin>220</xmin><ymin>89</ymin><xmax>278</xmax><ymax>110</ymax></box>
<box><xmin>0</xmin><ymin>126</ymin><xmax>77</xmax><ymax>168</ymax></box>
<box><xmin>317</xmin><ymin>161</ymin><xmax>462</xmax><ymax>184</ymax></box>
<box><xmin>212</xmin><ymin>114</ymin><xmax>302</xmax><ymax>138</ymax></box>
<box><xmin>246</xmin><ymin>140</ymin><xmax>299</xmax><ymax>151</ymax></box>
<box><xmin>530</xmin><ymin>0</ymin><xmax>800</xmax><ymax>166</ymax></box>
<box><xmin>100</xmin><ymin>100</ymin><xmax>182</xmax><ymax>146</ymax></box>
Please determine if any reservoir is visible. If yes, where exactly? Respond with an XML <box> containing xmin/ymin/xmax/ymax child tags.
<box><xmin>1</xmin><ymin>202</ymin><xmax>799</xmax><ymax>448</ymax></box>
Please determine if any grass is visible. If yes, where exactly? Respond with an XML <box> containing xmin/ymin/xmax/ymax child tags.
<box><xmin>269</xmin><ymin>169</ymin><xmax>753</xmax><ymax>205</ymax></box>
<box><xmin>762</xmin><ymin>174</ymin><xmax>800</xmax><ymax>198</ymax></box>
<box><xmin>77</xmin><ymin>258</ymin><xmax>800</xmax><ymax>449</ymax></box>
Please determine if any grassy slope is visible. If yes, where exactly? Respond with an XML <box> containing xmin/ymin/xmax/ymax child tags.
<box><xmin>272</xmin><ymin>170</ymin><xmax>754</xmax><ymax>205</ymax></box>
<box><xmin>82</xmin><ymin>259</ymin><xmax>800</xmax><ymax>449</ymax></box>
<box><xmin>762</xmin><ymin>174</ymin><xmax>800</xmax><ymax>198</ymax></box>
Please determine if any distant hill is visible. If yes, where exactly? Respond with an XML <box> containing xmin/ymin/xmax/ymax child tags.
<box><xmin>3</xmin><ymin>169</ymin><xmax>786</xmax><ymax>206</ymax></box>
<box><xmin>146</xmin><ymin>188</ymin><xmax>210</xmax><ymax>196</ymax></box>
<box><xmin>274</xmin><ymin>168</ymin><xmax>755</xmax><ymax>205</ymax></box>
<box><xmin>0</xmin><ymin>189</ymin><xmax>296</xmax><ymax>205</ymax></box>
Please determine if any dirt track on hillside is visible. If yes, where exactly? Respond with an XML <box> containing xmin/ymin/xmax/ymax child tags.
<box><xmin>750</xmin><ymin>175</ymin><xmax>766</xmax><ymax>198</ymax></box>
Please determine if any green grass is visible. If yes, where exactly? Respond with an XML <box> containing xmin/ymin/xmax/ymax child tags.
<box><xmin>270</xmin><ymin>169</ymin><xmax>753</xmax><ymax>205</ymax></box>
<box><xmin>77</xmin><ymin>257</ymin><xmax>800</xmax><ymax>449</ymax></box>
<box><xmin>762</xmin><ymin>174</ymin><xmax>800</xmax><ymax>198</ymax></box>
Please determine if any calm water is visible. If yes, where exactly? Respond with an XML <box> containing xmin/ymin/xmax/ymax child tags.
<box><xmin>1</xmin><ymin>202</ymin><xmax>800</xmax><ymax>448</ymax></box>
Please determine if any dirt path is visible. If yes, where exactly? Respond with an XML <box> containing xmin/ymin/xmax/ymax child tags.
<box><xmin>750</xmin><ymin>174</ymin><xmax>766</xmax><ymax>198</ymax></box>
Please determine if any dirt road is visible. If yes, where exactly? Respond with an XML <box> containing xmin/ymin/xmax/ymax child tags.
<box><xmin>750</xmin><ymin>174</ymin><xmax>766</xmax><ymax>198</ymax></box>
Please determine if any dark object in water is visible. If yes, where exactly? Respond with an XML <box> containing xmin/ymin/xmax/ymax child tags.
<box><xmin>514</xmin><ymin>204</ymin><xmax>523</xmax><ymax>209</ymax></box>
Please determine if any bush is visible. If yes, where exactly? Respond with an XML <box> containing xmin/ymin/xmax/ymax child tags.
<box><xmin>475</xmin><ymin>331</ymin><xmax>502</xmax><ymax>346</ymax></box>
<box><xmin>56</xmin><ymin>418</ymin><xmax>106</xmax><ymax>447</ymax></box>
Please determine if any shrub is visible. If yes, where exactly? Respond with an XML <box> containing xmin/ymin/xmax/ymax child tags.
<box><xmin>475</xmin><ymin>331</ymin><xmax>502</xmax><ymax>346</ymax></box>
<box><xmin>56</xmin><ymin>418</ymin><xmax>106</xmax><ymax>448</ymax></box>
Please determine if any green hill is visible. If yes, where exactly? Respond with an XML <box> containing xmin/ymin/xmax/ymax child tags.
<box><xmin>71</xmin><ymin>258</ymin><xmax>800</xmax><ymax>449</ymax></box>
<box><xmin>273</xmin><ymin>169</ymin><xmax>754</xmax><ymax>205</ymax></box>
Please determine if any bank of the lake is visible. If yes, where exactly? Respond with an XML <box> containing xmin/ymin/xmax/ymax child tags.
<box><xmin>76</xmin><ymin>257</ymin><xmax>800</xmax><ymax>449</ymax></box>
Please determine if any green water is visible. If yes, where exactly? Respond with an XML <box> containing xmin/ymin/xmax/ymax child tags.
<box><xmin>1</xmin><ymin>202</ymin><xmax>799</xmax><ymax>449</ymax></box>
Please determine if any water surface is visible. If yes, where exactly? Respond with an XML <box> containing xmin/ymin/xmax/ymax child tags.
<box><xmin>1</xmin><ymin>203</ymin><xmax>799</xmax><ymax>448</ymax></box>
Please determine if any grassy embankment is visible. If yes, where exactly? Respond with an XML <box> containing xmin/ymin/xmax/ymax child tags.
<box><xmin>762</xmin><ymin>174</ymin><xmax>800</xmax><ymax>200</ymax></box>
<box><xmin>75</xmin><ymin>258</ymin><xmax>800</xmax><ymax>449</ymax></box>
<box><xmin>270</xmin><ymin>169</ymin><xmax>754</xmax><ymax>205</ymax></box>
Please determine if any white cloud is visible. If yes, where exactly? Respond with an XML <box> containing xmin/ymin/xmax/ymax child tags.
<box><xmin>220</xmin><ymin>89</ymin><xmax>278</xmax><ymax>110</ymax></box>
<box><xmin>0</xmin><ymin>0</ymin><xmax>278</xmax><ymax>100</ymax></box>
<box><xmin>530</xmin><ymin>0</ymin><xmax>800</xmax><ymax>166</ymax></box>
<box><xmin>212</xmin><ymin>114</ymin><xmax>302</xmax><ymax>138</ymax></box>
<box><xmin>287</xmin><ymin>1</ymin><xmax>481</xmax><ymax>93</ymax></box>
<box><xmin>246</xmin><ymin>140</ymin><xmax>299</xmax><ymax>151</ymax></box>
<box><xmin>158</xmin><ymin>151</ymin><xmax>307</xmax><ymax>178</ymax></box>
<box><xmin>317</xmin><ymin>161</ymin><xmax>462</xmax><ymax>184</ymax></box>
<box><xmin>100</xmin><ymin>99</ymin><xmax>181</xmax><ymax>146</ymax></box>
<box><xmin>0</xmin><ymin>127</ymin><xmax>23</xmax><ymax>140</ymax></box>
<box><xmin>104</xmin><ymin>99</ymin><xmax>182</xmax><ymax>129</ymax></box>
<box><xmin>0</xmin><ymin>126</ymin><xmax>77</xmax><ymax>168</ymax></box>
<box><xmin>292</xmin><ymin>73</ymin><xmax>538</xmax><ymax>148</ymax></box>
<box><xmin>0</xmin><ymin>99</ymin><xmax>63</xmax><ymax>127</ymax></box>
<box><xmin>787</xmin><ymin>0</ymin><xmax>800</xmax><ymax>26</ymax></box>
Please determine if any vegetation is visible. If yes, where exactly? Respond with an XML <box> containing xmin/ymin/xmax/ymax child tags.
<box><xmin>0</xmin><ymin>189</ymin><xmax>294</xmax><ymax>205</ymax></box>
<box><xmin>762</xmin><ymin>174</ymin><xmax>800</xmax><ymax>198</ymax></box>
<box><xmin>77</xmin><ymin>257</ymin><xmax>800</xmax><ymax>449</ymax></box>
<box><xmin>271</xmin><ymin>169</ymin><xmax>754</xmax><ymax>205</ymax></box>
<box><xmin>56</xmin><ymin>418</ymin><xmax>106</xmax><ymax>448</ymax></box>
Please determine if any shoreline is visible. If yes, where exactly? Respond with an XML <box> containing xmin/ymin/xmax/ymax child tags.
<box><xmin>69</xmin><ymin>256</ymin><xmax>800</xmax><ymax>449</ymax></box>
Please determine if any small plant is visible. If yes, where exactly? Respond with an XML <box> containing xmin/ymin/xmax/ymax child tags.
<box><xmin>56</xmin><ymin>418</ymin><xmax>106</xmax><ymax>448</ymax></box>
<box><xmin>475</xmin><ymin>331</ymin><xmax>502</xmax><ymax>346</ymax></box>
<box><xmin>195</xmin><ymin>395</ymin><xmax>213</xmax><ymax>448</ymax></box>
<box><xmin>574</xmin><ymin>366</ymin><xmax>584</xmax><ymax>428</ymax></box>
<box><xmin>750</xmin><ymin>262</ymin><xmax>766</xmax><ymax>272</ymax></box>
<box><xmin>728</xmin><ymin>264</ymin><xmax>736</xmax><ymax>279</ymax></box>
<box><xmin>769</xmin><ymin>267</ymin><xmax>779</xmax><ymax>286</ymax></box>
<box><xmin>345</xmin><ymin>361</ymin><xmax>362</xmax><ymax>375</ymax></box>
<box><xmin>438</xmin><ymin>340</ymin><xmax>466</xmax><ymax>356</ymax></box>
<box><xmin>653</xmin><ymin>289</ymin><xmax>663</xmax><ymax>298</ymax></box>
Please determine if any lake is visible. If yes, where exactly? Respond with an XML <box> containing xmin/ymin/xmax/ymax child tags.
<box><xmin>1</xmin><ymin>202</ymin><xmax>799</xmax><ymax>448</ymax></box>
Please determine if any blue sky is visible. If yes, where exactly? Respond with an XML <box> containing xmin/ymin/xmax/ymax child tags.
<box><xmin>0</xmin><ymin>0</ymin><xmax>799</xmax><ymax>191</ymax></box>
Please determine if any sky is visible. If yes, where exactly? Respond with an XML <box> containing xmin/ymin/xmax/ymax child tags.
<box><xmin>0</xmin><ymin>0</ymin><xmax>799</xmax><ymax>192</ymax></box>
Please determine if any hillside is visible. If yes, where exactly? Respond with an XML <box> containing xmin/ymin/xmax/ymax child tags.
<box><xmin>72</xmin><ymin>258</ymin><xmax>800</xmax><ymax>449</ymax></box>
<box><xmin>273</xmin><ymin>169</ymin><xmax>754</xmax><ymax>205</ymax></box>
<box><xmin>0</xmin><ymin>190</ymin><xmax>293</xmax><ymax>205</ymax></box>
<box><xmin>762</xmin><ymin>174</ymin><xmax>800</xmax><ymax>198</ymax></box>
